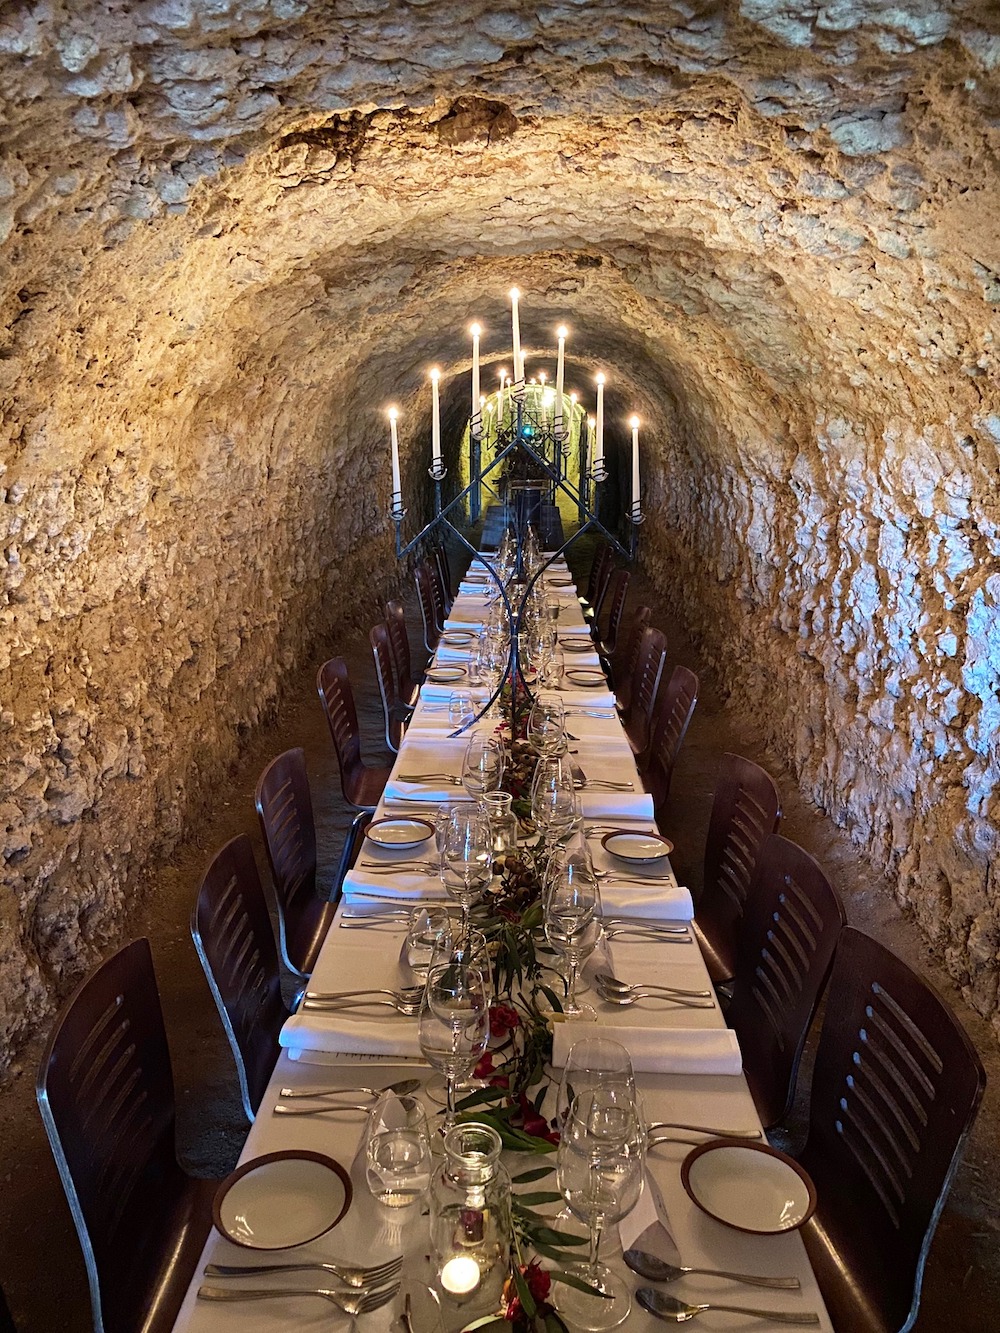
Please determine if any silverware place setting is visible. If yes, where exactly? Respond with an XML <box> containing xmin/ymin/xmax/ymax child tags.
<box><xmin>624</xmin><ymin>1248</ymin><xmax>799</xmax><ymax>1290</ymax></box>
<box><xmin>205</xmin><ymin>1256</ymin><xmax>403</xmax><ymax>1288</ymax></box>
<box><xmin>593</xmin><ymin>972</ymin><xmax>711</xmax><ymax>999</ymax></box>
<box><xmin>596</xmin><ymin>984</ymin><xmax>715</xmax><ymax>1010</ymax></box>
<box><xmin>637</xmin><ymin>1289</ymin><xmax>819</xmax><ymax>1325</ymax></box>
<box><xmin>602</xmin><ymin>925</ymin><xmax>693</xmax><ymax>944</ymax></box>
<box><xmin>601</xmin><ymin>917</ymin><xmax>690</xmax><ymax>935</ymax></box>
<box><xmin>198</xmin><ymin>1283</ymin><xmax>399</xmax><ymax>1315</ymax></box>
<box><xmin>278</xmin><ymin>1077</ymin><xmax>421</xmax><ymax>1101</ymax></box>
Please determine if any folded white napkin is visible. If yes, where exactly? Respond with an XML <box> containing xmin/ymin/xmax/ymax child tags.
<box><xmin>558</xmin><ymin>685</ymin><xmax>617</xmax><ymax>708</ymax></box>
<box><xmin>553</xmin><ymin>1023</ymin><xmax>742</xmax><ymax>1075</ymax></box>
<box><xmin>279</xmin><ymin>948</ymin><xmax>424</xmax><ymax>1059</ymax></box>
<box><xmin>419</xmin><ymin>681</ymin><xmax>490</xmax><ymax>702</ymax></box>
<box><xmin>434</xmin><ymin>643</ymin><xmax>474</xmax><ymax>664</ymax></box>
<box><xmin>342</xmin><ymin>866</ymin><xmax>444</xmax><ymax>902</ymax></box>
<box><xmin>599</xmin><ymin>881</ymin><xmax>694</xmax><ymax>921</ymax></box>
<box><xmin>579</xmin><ymin>790</ymin><xmax>655</xmax><ymax>820</ymax></box>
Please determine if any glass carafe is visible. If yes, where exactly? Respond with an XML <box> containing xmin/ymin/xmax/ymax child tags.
<box><xmin>430</xmin><ymin>1122</ymin><xmax>512</xmax><ymax>1314</ymax></box>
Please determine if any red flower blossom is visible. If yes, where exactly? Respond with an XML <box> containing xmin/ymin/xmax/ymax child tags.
<box><xmin>502</xmin><ymin>1261</ymin><xmax>553</xmax><ymax>1322</ymax></box>
<box><xmin>490</xmin><ymin>1001</ymin><xmax>521</xmax><ymax>1040</ymax></box>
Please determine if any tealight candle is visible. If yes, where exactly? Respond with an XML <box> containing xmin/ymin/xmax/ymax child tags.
<box><xmin>440</xmin><ymin>1255</ymin><xmax>481</xmax><ymax>1297</ymax></box>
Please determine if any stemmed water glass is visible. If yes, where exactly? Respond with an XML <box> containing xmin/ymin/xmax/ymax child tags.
<box><xmin>544</xmin><ymin>851</ymin><xmax>603</xmax><ymax>1018</ymax></box>
<box><xmin>439</xmin><ymin>806</ymin><xmax>492</xmax><ymax>935</ymax></box>
<box><xmin>555</xmin><ymin>1037</ymin><xmax>637</xmax><ymax>1129</ymax></box>
<box><xmin>554</xmin><ymin>1087</ymin><xmax>645</xmax><ymax>1330</ymax></box>
<box><xmin>531</xmin><ymin>753</ymin><xmax>579</xmax><ymax>844</ymax></box>
<box><xmin>418</xmin><ymin>961</ymin><xmax>490</xmax><ymax>1132</ymax></box>
<box><xmin>527</xmin><ymin>697</ymin><xmax>567</xmax><ymax>756</ymax></box>
<box><xmin>461</xmin><ymin>733</ymin><xmax>505</xmax><ymax>800</ymax></box>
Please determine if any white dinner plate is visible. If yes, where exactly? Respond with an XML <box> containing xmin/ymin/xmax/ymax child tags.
<box><xmin>365</xmin><ymin>817</ymin><xmax>435</xmax><ymax>850</ymax></box>
<box><xmin>426</xmin><ymin>666</ymin><xmax>466</xmax><ymax>683</ymax></box>
<box><xmin>564</xmin><ymin>667</ymin><xmax>607</xmax><ymax>688</ymax></box>
<box><xmin>601</xmin><ymin>830</ymin><xmax>674</xmax><ymax>862</ymax></box>
<box><xmin>213</xmin><ymin>1150</ymin><xmax>353</xmax><ymax>1249</ymax></box>
<box><xmin>561</xmin><ymin>638</ymin><xmax>594</xmax><ymax>654</ymax></box>
<box><xmin>681</xmin><ymin>1141</ymin><xmax>816</xmax><ymax>1235</ymax></box>
<box><xmin>442</xmin><ymin>631</ymin><xmax>475</xmax><ymax>645</ymax></box>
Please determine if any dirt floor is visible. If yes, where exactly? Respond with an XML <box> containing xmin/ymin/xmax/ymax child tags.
<box><xmin>0</xmin><ymin>549</ymin><xmax>997</xmax><ymax>1331</ymax></box>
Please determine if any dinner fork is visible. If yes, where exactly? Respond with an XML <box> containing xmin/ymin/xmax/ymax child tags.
<box><xmin>198</xmin><ymin>1283</ymin><xmax>399</xmax><ymax>1314</ymax></box>
<box><xmin>602</xmin><ymin>926</ymin><xmax>692</xmax><ymax>945</ymax></box>
<box><xmin>205</xmin><ymin>1256</ymin><xmax>403</xmax><ymax>1287</ymax></box>
<box><xmin>305</xmin><ymin>986</ymin><xmax>424</xmax><ymax>1003</ymax></box>
<box><xmin>397</xmin><ymin>773</ymin><xmax>464</xmax><ymax>784</ymax></box>
<box><xmin>303</xmin><ymin>996</ymin><xmax>423</xmax><ymax>1015</ymax></box>
<box><xmin>597</xmin><ymin>988</ymin><xmax>715</xmax><ymax>1010</ymax></box>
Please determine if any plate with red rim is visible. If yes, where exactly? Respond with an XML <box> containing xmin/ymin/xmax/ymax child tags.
<box><xmin>561</xmin><ymin>638</ymin><xmax>594</xmax><ymax>654</ymax></box>
<box><xmin>213</xmin><ymin>1150</ymin><xmax>353</xmax><ymax>1249</ymax></box>
<box><xmin>443</xmin><ymin>630</ymin><xmax>476</xmax><ymax>645</ymax></box>
<box><xmin>564</xmin><ymin>667</ymin><xmax>608</xmax><ymax>688</ymax></box>
<box><xmin>426</xmin><ymin>665</ymin><xmax>467</xmax><ymax>683</ymax></box>
<box><xmin>681</xmin><ymin>1140</ymin><xmax>816</xmax><ymax>1235</ymax></box>
<box><xmin>601</xmin><ymin>829</ymin><xmax>674</xmax><ymax>863</ymax></box>
<box><xmin>365</xmin><ymin>816</ymin><xmax>435</xmax><ymax>850</ymax></box>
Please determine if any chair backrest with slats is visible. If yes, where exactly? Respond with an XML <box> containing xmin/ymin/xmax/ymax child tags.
<box><xmin>254</xmin><ymin>747</ymin><xmax>320</xmax><ymax>976</ymax></box>
<box><xmin>36</xmin><ymin>939</ymin><xmax>188</xmax><ymax>1333</ymax></box>
<box><xmin>431</xmin><ymin>542</ymin><xmax>453</xmax><ymax>611</ymax></box>
<box><xmin>191</xmin><ymin>835</ymin><xmax>286</xmax><ymax>1122</ymax></box>
<box><xmin>799</xmin><ymin>927</ymin><xmax>985</xmax><ymax>1333</ymax></box>
<box><xmin>385</xmin><ymin>599</ymin><xmax>419</xmax><ymax>704</ymax></box>
<box><xmin>728</xmin><ymin>834</ymin><xmax>846</xmax><ymax>1128</ymax></box>
<box><xmin>623</xmin><ymin>625</ymin><xmax>666</xmax><ymax>756</ymax></box>
<box><xmin>370</xmin><ymin>622</ymin><xmax>403</xmax><ymax>752</ymax></box>
<box><xmin>696</xmin><ymin>754</ymin><xmax>782</xmax><ymax>983</ymax></box>
<box><xmin>415</xmin><ymin>562</ymin><xmax>442</xmax><ymax>654</ymax></box>
<box><xmin>642</xmin><ymin>664</ymin><xmax>699</xmax><ymax>809</ymax></box>
<box><xmin>598</xmin><ymin>569</ymin><xmax>630</xmax><ymax>656</ymax></box>
<box><xmin>610</xmin><ymin>604</ymin><xmax>651</xmax><ymax>704</ymax></box>
<box><xmin>316</xmin><ymin>656</ymin><xmax>364</xmax><ymax>803</ymax></box>
<box><xmin>585</xmin><ymin>541</ymin><xmax>612</xmax><ymax>607</ymax></box>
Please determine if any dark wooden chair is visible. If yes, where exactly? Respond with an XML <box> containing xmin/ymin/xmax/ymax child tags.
<box><xmin>641</xmin><ymin>664</ymin><xmax>699</xmax><ymax>811</ymax></box>
<box><xmin>609</xmin><ymin>604</ymin><xmax>650</xmax><ymax>704</ymax></box>
<box><xmin>595</xmin><ymin>568</ymin><xmax>630</xmax><ymax>659</ymax></box>
<box><xmin>415</xmin><ymin>561</ymin><xmax>444</xmax><ymax>654</ymax></box>
<box><xmin>191</xmin><ymin>835</ymin><xmax>289</xmax><ymax>1122</ymax></box>
<box><xmin>726</xmin><ymin>834</ymin><xmax>846</xmax><ymax>1127</ymax></box>
<box><xmin>36</xmin><ymin>938</ymin><xmax>219</xmax><ymax>1333</ymax></box>
<box><xmin>693</xmin><ymin>754</ymin><xmax>782</xmax><ymax>985</ymax></box>
<box><xmin>797</xmin><ymin>927</ymin><xmax>986</xmax><ymax>1333</ymax></box>
<box><xmin>317</xmin><ymin>657</ymin><xmax>392</xmax><ymax>811</ymax></box>
<box><xmin>431</xmin><ymin>541</ymin><xmax>454</xmax><ymax>613</ymax></box>
<box><xmin>0</xmin><ymin>1285</ymin><xmax>14</xmax><ymax>1333</ymax></box>
<box><xmin>255</xmin><ymin>747</ymin><xmax>336</xmax><ymax>979</ymax></box>
<box><xmin>370</xmin><ymin>622</ymin><xmax>405</xmax><ymax>753</ymax></box>
<box><xmin>385</xmin><ymin>598</ymin><xmax>421</xmax><ymax>708</ymax></box>
<box><xmin>581</xmin><ymin>539</ymin><xmax>611</xmax><ymax>615</ymax></box>
<box><xmin>621</xmin><ymin>625</ymin><xmax>667</xmax><ymax>758</ymax></box>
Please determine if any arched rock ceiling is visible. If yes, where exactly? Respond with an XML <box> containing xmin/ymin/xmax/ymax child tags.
<box><xmin>1</xmin><ymin>1</ymin><xmax>1000</xmax><ymax>1058</ymax></box>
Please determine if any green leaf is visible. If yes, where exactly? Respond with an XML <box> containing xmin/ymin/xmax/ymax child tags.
<box><xmin>538</xmin><ymin>983</ymin><xmax>564</xmax><ymax>1014</ymax></box>
<box><xmin>459</xmin><ymin>1319</ymin><xmax>510</xmax><ymax>1332</ymax></box>
<box><xmin>510</xmin><ymin>1166</ymin><xmax>555</xmax><ymax>1183</ymax></box>
<box><xmin>514</xmin><ymin>1191</ymin><xmax>563</xmax><ymax>1206</ymax></box>
<box><xmin>549</xmin><ymin>1270</ymin><xmax>614</xmax><ymax>1299</ymax></box>
<box><xmin>455</xmin><ymin>1086</ymin><xmax>506</xmax><ymax>1110</ymax></box>
<box><xmin>512</xmin><ymin>1263</ymin><xmax>537</xmax><ymax>1318</ymax></box>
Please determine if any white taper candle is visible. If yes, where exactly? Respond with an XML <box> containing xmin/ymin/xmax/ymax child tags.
<box><xmin>630</xmin><ymin>415</ymin><xmax>641</xmax><ymax>512</ymax></box>
<box><xmin>509</xmin><ymin>287</ymin><xmax>523</xmax><ymax>394</ymax></box>
<box><xmin>555</xmin><ymin>325</ymin><xmax>567</xmax><ymax>441</ymax></box>
<box><xmin>430</xmin><ymin>368</ymin><xmax>441</xmax><ymax>469</ymax></box>
<box><xmin>470</xmin><ymin>323</ymin><xmax>482</xmax><ymax>439</ymax></box>
<box><xmin>594</xmin><ymin>373</ymin><xmax>606</xmax><ymax>478</ymax></box>
<box><xmin>388</xmin><ymin>407</ymin><xmax>401</xmax><ymax>503</ymax></box>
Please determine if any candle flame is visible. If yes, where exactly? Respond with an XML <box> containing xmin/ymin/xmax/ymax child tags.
<box><xmin>570</xmin><ymin>392</ymin><xmax>578</xmax><ymax>403</ymax></box>
<box><xmin>430</xmin><ymin>367</ymin><xmax>440</xmax><ymax>381</ymax></box>
<box><xmin>557</xmin><ymin>325</ymin><xmax>568</xmax><ymax>340</ymax></box>
<box><xmin>388</xmin><ymin>407</ymin><xmax>398</xmax><ymax>421</ymax></box>
<box><xmin>596</xmin><ymin>372</ymin><xmax>606</xmax><ymax>386</ymax></box>
<box><xmin>538</xmin><ymin>371</ymin><xmax>547</xmax><ymax>384</ymax></box>
<box><xmin>630</xmin><ymin>415</ymin><xmax>640</xmax><ymax>428</ymax></box>
<box><xmin>588</xmin><ymin>416</ymin><xmax>595</xmax><ymax>427</ymax></box>
<box><xmin>470</xmin><ymin>322</ymin><xmax>482</xmax><ymax>337</ymax></box>
<box><xmin>509</xmin><ymin>287</ymin><xmax>520</xmax><ymax>301</ymax></box>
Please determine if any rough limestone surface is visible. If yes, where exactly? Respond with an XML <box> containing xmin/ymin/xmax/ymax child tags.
<box><xmin>0</xmin><ymin>0</ymin><xmax>999</xmax><ymax>1064</ymax></box>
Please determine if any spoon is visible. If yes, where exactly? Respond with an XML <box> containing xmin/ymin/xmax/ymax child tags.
<box><xmin>278</xmin><ymin>1077</ymin><xmax>422</xmax><ymax>1100</ymax></box>
<box><xmin>598</xmin><ymin>990</ymin><xmax>715</xmax><ymax>1009</ymax></box>
<box><xmin>637</xmin><ymin>1288</ymin><xmax>819</xmax><ymax>1325</ymax></box>
<box><xmin>595</xmin><ymin>973</ymin><xmax>712</xmax><ymax>999</ymax></box>
<box><xmin>624</xmin><ymin>1249</ymin><xmax>800</xmax><ymax>1290</ymax></box>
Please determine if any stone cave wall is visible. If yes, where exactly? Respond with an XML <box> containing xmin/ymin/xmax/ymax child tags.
<box><xmin>1</xmin><ymin>0</ymin><xmax>999</xmax><ymax>1066</ymax></box>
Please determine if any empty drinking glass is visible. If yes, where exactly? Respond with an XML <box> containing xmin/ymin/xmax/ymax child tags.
<box><xmin>462</xmin><ymin>733</ymin><xmax>505</xmax><ymax>800</ymax></box>
<box><xmin>440</xmin><ymin>806</ymin><xmax>492</xmax><ymax>933</ymax></box>
<box><xmin>405</xmin><ymin>906</ymin><xmax>453</xmax><ymax>981</ymax></box>
<box><xmin>364</xmin><ymin>1092</ymin><xmax>433</xmax><ymax>1208</ymax></box>
<box><xmin>418</xmin><ymin>961</ymin><xmax>490</xmax><ymax>1132</ymax></box>
<box><xmin>544</xmin><ymin>851</ymin><xmax>603</xmax><ymax>1018</ymax></box>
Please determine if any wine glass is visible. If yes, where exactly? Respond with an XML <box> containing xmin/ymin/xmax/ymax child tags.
<box><xmin>448</xmin><ymin>690</ymin><xmax>476</xmax><ymax>730</ymax></box>
<box><xmin>462</xmin><ymin>733</ymin><xmax>505</xmax><ymax>800</ymax></box>
<box><xmin>554</xmin><ymin>1087</ymin><xmax>645</xmax><ymax>1330</ymax></box>
<box><xmin>439</xmin><ymin>806</ymin><xmax>492</xmax><ymax>934</ymax></box>
<box><xmin>527</xmin><ymin>697</ymin><xmax>567</xmax><ymax>757</ymax></box>
<box><xmin>544</xmin><ymin>853</ymin><xmax>603</xmax><ymax>1018</ymax></box>
<box><xmin>418</xmin><ymin>961</ymin><xmax>489</xmax><ymax>1132</ymax></box>
<box><xmin>555</xmin><ymin>1037</ymin><xmax>637</xmax><ymax>1129</ymax></box>
<box><xmin>531</xmin><ymin>754</ymin><xmax>578</xmax><ymax>843</ymax></box>
<box><xmin>404</xmin><ymin>906</ymin><xmax>453</xmax><ymax>982</ymax></box>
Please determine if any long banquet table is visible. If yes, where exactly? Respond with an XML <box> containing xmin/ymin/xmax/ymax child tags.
<box><xmin>171</xmin><ymin>555</ymin><xmax>833</xmax><ymax>1333</ymax></box>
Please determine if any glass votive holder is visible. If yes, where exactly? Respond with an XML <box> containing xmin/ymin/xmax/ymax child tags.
<box><xmin>364</xmin><ymin>1092</ymin><xmax>433</xmax><ymax>1209</ymax></box>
